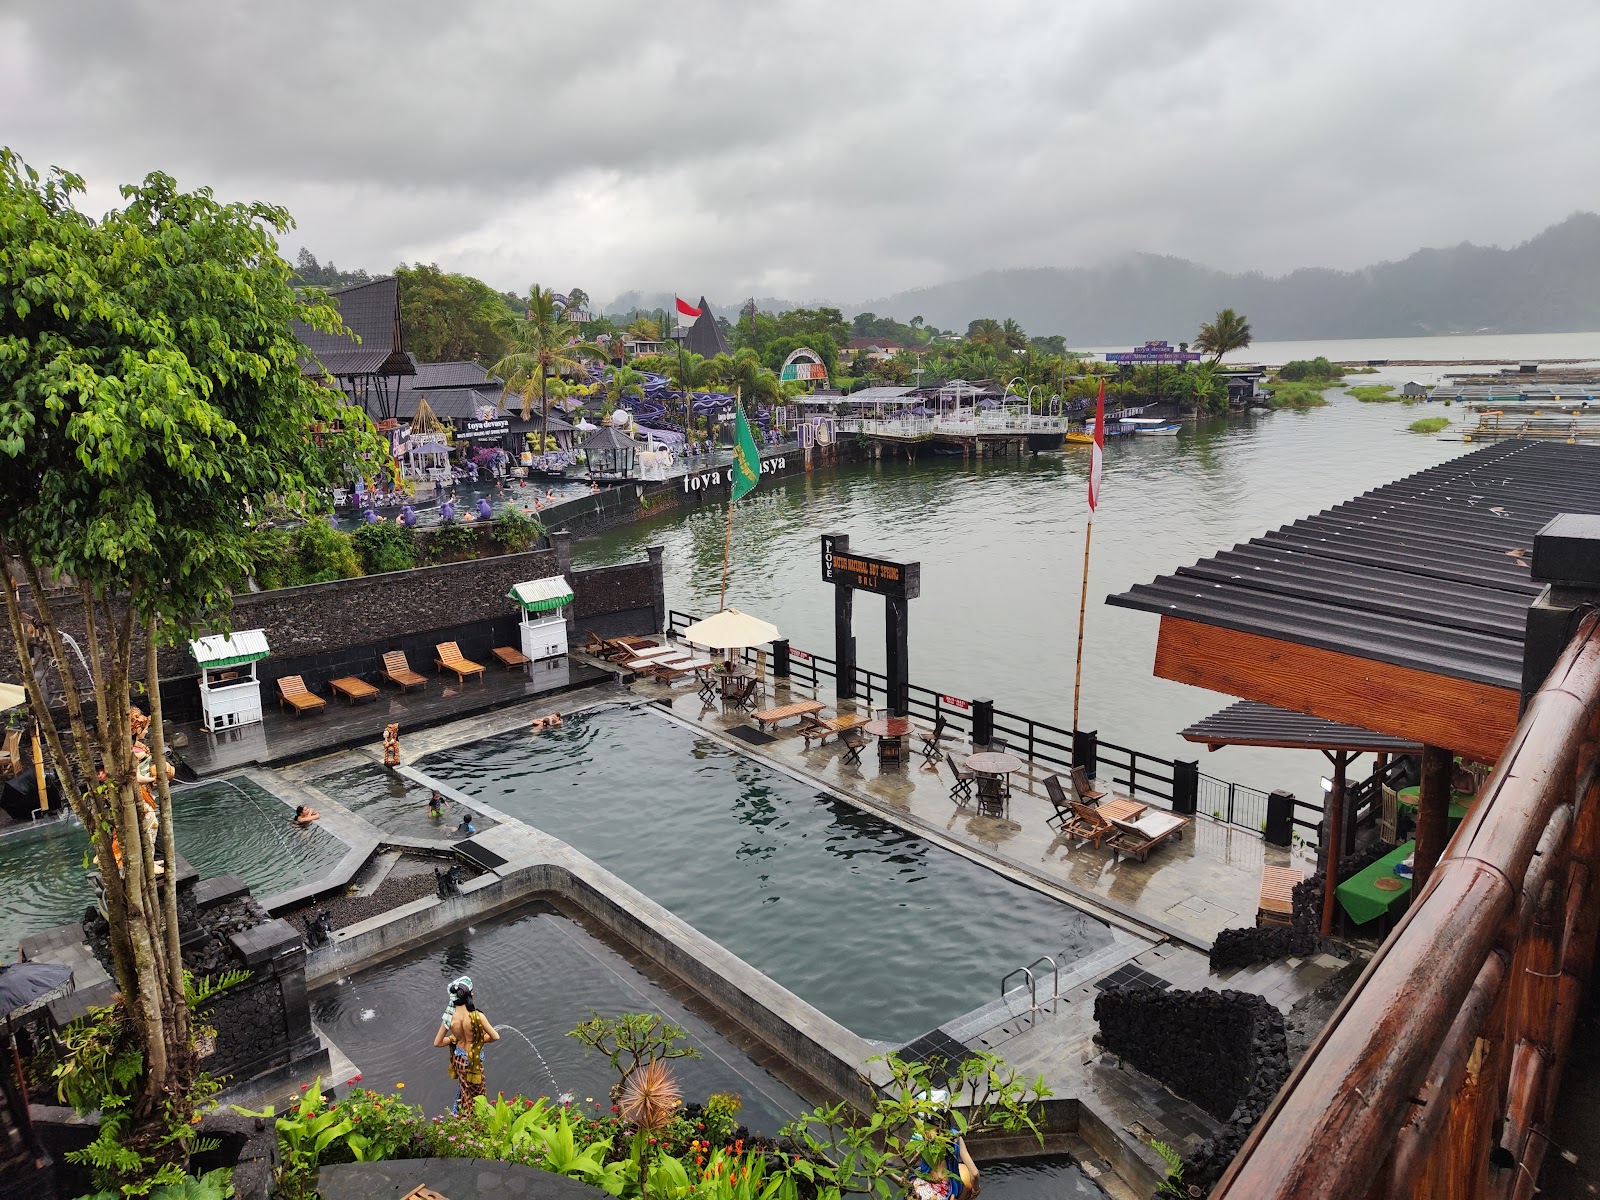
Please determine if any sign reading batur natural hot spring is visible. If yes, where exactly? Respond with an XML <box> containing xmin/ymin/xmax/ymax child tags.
<box><xmin>821</xmin><ymin>535</ymin><xmax>921</xmax><ymax>599</ymax></box>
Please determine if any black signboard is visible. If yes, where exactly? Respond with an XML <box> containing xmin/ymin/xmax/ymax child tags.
<box><xmin>821</xmin><ymin>534</ymin><xmax>920</xmax><ymax>599</ymax></box>
<box><xmin>458</xmin><ymin>418</ymin><xmax>510</xmax><ymax>442</ymax></box>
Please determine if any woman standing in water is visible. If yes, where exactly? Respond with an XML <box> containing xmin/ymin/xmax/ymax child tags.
<box><xmin>433</xmin><ymin>977</ymin><xmax>499</xmax><ymax>1113</ymax></box>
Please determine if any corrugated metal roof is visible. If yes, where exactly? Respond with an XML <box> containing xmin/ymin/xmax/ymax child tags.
<box><xmin>189</xmin><ymin>629</ymin><xmax>270</xmax><ymax>667</ymax></box>
<box><xmin>294</xmin><ymin>277</ymin><xmax>414</xmax><ymax>379</ymax></box>
<box><xmin>1108</xmin><ymin>440</ymin><xmax>1600</xmax><ymax>692</ymax></box>
<box><xmin>509</xmin><ymin>576</ymin><xmax>574</xmax><ymax>613</ymax></box>
<box><xmin>1182</xmin><ymin>701</ymin><xmax>1422</xmax><ymax>753</ymax></box>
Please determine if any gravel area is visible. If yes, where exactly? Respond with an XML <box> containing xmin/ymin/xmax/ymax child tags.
<box><xmin>285</xmin><ymin>868</ymin><xmax>454</xmax><ymax>934</ymax></box>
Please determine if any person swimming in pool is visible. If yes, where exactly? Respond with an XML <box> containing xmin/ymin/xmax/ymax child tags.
<box><xmin>530</xmin><ymin>712</ymin><xmax>563</xmax><ymax>733</ymax></box>
<box><xmin>428</xmin><ymin>790</ymin><xmax>446</xmax><ymax>819</ymax></box>
<box><xmin>293</xmin><ymin>805</ymin><xmax>321</xmax><ymax>826</ymax></box>
<box><xmin>454</xmin><ymin>815</ymin><xmax>476</xmax><ymax>836</ymax></box>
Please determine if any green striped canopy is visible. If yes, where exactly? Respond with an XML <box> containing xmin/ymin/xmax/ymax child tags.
<box><xmin>189</xmin><ymin>629</ymin><xmax>270</xmax><ymax>669</ymax></box>
<box><xmin>508</xmin><ymin>576</ymin><xmax>574</xmax><ymax>614</ymax></box>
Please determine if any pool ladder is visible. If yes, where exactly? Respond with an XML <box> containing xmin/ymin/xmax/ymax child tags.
<box><xmin>999</xmin><ymin>955</ymin><xmax>1060</xmax><ymax>1028</ymax></box>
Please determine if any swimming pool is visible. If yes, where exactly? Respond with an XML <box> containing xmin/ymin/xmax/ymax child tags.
<box><xmin>312</xmin><ymin>900</ymin><xmax>810</xmax><ymax>1130</ymax></box>
<box><xmin>977</xmin><ymin>1155</ymin><xmax>1107</xmax><ymax>1198</ymax></box>
<box><xmin>419</xmin><ymin>705</ymin><xmax>1112</xmax><ymax>1044</ymax></box>
<box><xmin>311</xmin><ymin>763</ymin><xmax>498</xmax><ymax>841</ymax></box>
<box><xmin>0</xmin><ymin>776</ymin><xmax>346</xmax><ymax>954</ymax></box>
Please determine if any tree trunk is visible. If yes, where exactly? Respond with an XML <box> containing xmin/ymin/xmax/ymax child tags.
<box><xmin>540</xmin><ymin>370</ymin><xmax>551</xmax><ymax>456</ymax></box>
<box><xmin>146</xmin><ymin>619</ymin><xmax>188</xmax><ymax>1047</ymax></box>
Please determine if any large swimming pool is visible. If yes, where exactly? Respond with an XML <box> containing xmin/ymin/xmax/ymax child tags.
<box><xmin>313</xmin><ymin>900</ymin><xmax>810</xmax><ymax>1130</ymax></box>
<box><xmin>420</xmin><ymin>705</ymin><xmax>1112</xmax><ymax>1045</ymax></box>
<box><xmin>0</xmin><ymin>776</ymin><xmax>346</xmax><ymax>954</ymax></box>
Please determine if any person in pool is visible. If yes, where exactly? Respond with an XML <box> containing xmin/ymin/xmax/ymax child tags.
<box><xmin>427</xmin><ymin>790</ymin><xmax>446</xmax><ymax>819</ymax></box>
<box><xmin>433</xmin><ymin>977</ymin><xmax>499</xmax><ymax>1114</ymax></box>
<box><xmin>454</xmin><ymin>815</ymin><xmax>476</xmax><ymax>836</ymax></box>
<box><xmin>530</xmin><ymin>712</ymin><xmax>563</xmax><ymax>733</ymax></box>
<box><xmin>292</xmin><ymin>805</ymin><xmax>321</xmax><ymax>826</ymax></box>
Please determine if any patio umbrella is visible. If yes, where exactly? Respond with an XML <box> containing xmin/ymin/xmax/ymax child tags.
<box><xmin>0</xmin><ymin>683</ymin><xmax>24</xmax><ymax>713</ymax></box>
<box><xmin>0</xmin><ymin>962</ymin><xmax>72</xmax><ymax>1018</ymax></box>
<box><xmin>682</xmin><ymin>608</ymin><xmax>780</xmax><ymax>651</ymax></box>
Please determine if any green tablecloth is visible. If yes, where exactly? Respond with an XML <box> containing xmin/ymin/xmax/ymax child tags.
<box><xmin>1396</xmin><ymin>787</ymin><xmax>1469</xmax><ymax>828</ymax></box>
<box><xmin>1336</xmin><ymin>840</ymin><xmax>1416</xmax><ymax>925</ymax></box>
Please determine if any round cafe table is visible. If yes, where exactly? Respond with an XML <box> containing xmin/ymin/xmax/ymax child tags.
<box><xmin>964</xmin><ymin>751</ymin><xmax>1025</xmax><ymax>818</ymax></box>
<box><xmin>863</xmin><ymin>717</ymin><xmax>914</xmax><ymax>765</ymax></box>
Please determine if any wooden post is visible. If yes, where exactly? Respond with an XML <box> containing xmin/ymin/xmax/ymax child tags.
<box><xmin>1415</xmin><ymin>744</ymin><xmax>1453</xmax><ymax>893</ymax></box>
<box><xmin>1320</xmin><ymin>749</ymin><xmax>1348</xmax><ymax>936</ymax></box>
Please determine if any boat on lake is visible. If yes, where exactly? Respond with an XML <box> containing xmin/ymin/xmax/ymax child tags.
<box><xmin>1119</xmin><ymin>417</ymin><xmax>1181</xmax><ymax>436</ymax></box>
<box><xmin>1065</xmin><ymin>430</ymin><xmax>1094</xmax><ymax>444</ymax></box>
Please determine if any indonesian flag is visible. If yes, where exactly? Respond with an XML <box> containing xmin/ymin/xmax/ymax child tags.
<box><xmin>675</xmin><ymin>296</ymin><xmax>702</xmax><ymax>322</ymax></box>
<box><xmin>1088</xmin><ymin>379</ymin><xmax>1106</xmax><ymax>519</ymax></box>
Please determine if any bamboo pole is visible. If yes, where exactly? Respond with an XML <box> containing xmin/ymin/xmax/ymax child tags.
<box><xmin>1071</xmin><ymin>520</ymin><xmax>1094</xmax><ymax>734</ymax></box>
<box><xmin>30</xmin><ymin>719</ymin><xmax>46</xmax><ymax>810</ymax></box>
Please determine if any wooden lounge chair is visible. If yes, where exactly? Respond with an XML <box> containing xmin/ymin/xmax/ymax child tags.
<box><xmin>1044</xmin><ymin>774</ymin><xmax>1074</xmax><ymax>829</ymax></box>
<box><xmin>492</xmin><ymin>646</ymin><xmax>531</xmax><ymax>668</ymax></box>
<box><xmin>434</xmin><ymin>642</ymin><xmax>486</xmax><ymax>684</ymax></box>
<box><xmin>381</xmin><ymin>650</ymin><xmax>427</xmax><ymax>691</ymax></box>
<box><xmin>753</xmin><ymin>699</ymin><xmax>826</xmax><ymax>732</ymax></box>
<box><xmin>1064</xmin><ymin>800</ymin><xmax>1117</xmax><ymax>848</ymax></box>
<box><xmin>801</xmin><ymin>712</ymin><xmax>864</xmax><ymax>748</ymax></box>
<box><xmin>946</xmin><ymin>752</ymin><xmax>975</xmax><ymax>806</ymax></box>
<box><xmin>1070</xmin><ymin>764</ymin><xmax>1109</xmax><ymax>806</ymax></box>
<box><xmin>1109</xmin><ymin>810</ymin><xmax>1190</xmax><ymax>862</ymax></box>
<box><xmin>276</xmin><ymin>675</ymin><xmax>326</xmax><ymax>716</ymax></box>
<box><xmin>579</xmin><ymin>630</ymin><xmax>608</xmax><ymax>656</ymax></box>
<box><xmin>919</xmin><ymin>713</ymin><xmax>950</xmax><ymax>763</ymax></box>
<box><xmin>330</xmin><ymin>676</ymin><xmax>380</xmax><ymax>705</ymax></box>
<box><xmin>1257</xmin><ymin>865</ymin><xmax>1301</xmax><ymax>928</ymax></box>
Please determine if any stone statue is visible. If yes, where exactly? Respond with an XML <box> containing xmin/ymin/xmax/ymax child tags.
<box><xmin>382</xmin><ymin>723</ymin><xmax>401</xmax><ymax>766</ymax></box>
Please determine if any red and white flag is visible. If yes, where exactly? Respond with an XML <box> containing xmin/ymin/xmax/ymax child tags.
<box><xmin>1088</xmin><ymin>379</ymin><xmax>1106</xmax><ymax>519</ymax></box>
<box><xmin>675</xmin><ymin>296</ymin><xmax>702</xmax><ymax>322</ymax></box>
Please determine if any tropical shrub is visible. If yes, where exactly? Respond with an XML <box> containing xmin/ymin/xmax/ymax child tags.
<box><xmin>1276</xmin><ymin>356</ymin><xmax>1341</xmax><ymax>383</ymax></box>
<box><xmin>293</xmin><ymin>520</ymin><xmax>362</xmax><ymax>583</ymax></box>
<box><xmin>425</xmin><ymin>520</ymin><xmax>481</xmax><ymax>563</ymax></box>
<box><xmin>352</xmin><ymin>520</ymin><xmax>418</xmax><ymax>574</ymax></box>
<box><xmin>490</xmin><ymin>507</ymin><xmax>545</xmax><ymax>553</ymax></box>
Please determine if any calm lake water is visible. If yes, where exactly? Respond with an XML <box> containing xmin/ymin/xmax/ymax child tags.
<box><xmin>1214</xmin><ymin>331</ymin><xmax>1600</xmax><ymax>370</ymax></box>
<box><xmin>574</xmin><ymin>386</ymin><xmax>1487</xmax><ymax>806</ymax></box>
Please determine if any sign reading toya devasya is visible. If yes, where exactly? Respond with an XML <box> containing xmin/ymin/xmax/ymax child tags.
<box><xmin>821</xmin><ymin>535</ymin><xmax>921</xmax><ymax>599</ymax></box>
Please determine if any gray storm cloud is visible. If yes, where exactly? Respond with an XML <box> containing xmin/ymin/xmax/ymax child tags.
<box><xmin>3</xmin><ymin>0</ymin><xmax>1597</xmax><ymax>308</ymax></box>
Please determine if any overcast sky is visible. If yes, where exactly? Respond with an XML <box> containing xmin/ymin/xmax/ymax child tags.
<box><xmin>5</xmin><ymin>0</ymin><xmax>1598</xmax><ymax>310</ymax></box>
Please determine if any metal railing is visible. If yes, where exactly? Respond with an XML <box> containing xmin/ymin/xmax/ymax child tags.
<box><xmin>999</xmin><ymin>955</ymin><xmax>1060</xmax><ymax>1028</ymax></box>
<box><xmin>1197</xmin><ymin>773</ymin><xmax>1273</xmax><ymax>832</ymax></box>
<box><xmin>1213</xmin><ymin>612</ymin><xmax>1600</xmax><ymax>1198</ymax></box>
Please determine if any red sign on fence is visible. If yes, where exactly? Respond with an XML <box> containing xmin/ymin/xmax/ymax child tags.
<box><xmin>940</xmin><ymin>695</ymin><xmax>971</xmax><ymax>710</ymax></box>
<box><xmin>791</xmin><ymin>649</ymin><xmax>812</xmax><ymax>661</ymax></box>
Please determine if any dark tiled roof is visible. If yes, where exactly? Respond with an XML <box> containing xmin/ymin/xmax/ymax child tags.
<box><xmin>1107</xmin><ymin>440</ymin><xmax>1600</xmax><ymax>691</ymax></box>
<box><xmin>1182</xmin><ymin>701</ymin><xmax>1422</xmax><ymax>754</ymax></box>
<box><xmin>682</xmin><ymin>297</ymin><xmax>729</xmax><ymax>358</ymax></box>
<box><xmin>294</xmin><ymin>277</ymin><xmax>413</xmax><ymax>378</ymax></box>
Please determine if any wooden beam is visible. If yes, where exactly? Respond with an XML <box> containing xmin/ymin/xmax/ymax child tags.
<box><xmin>1414</xmin><ymin>745</ymin><xmax>1453</xmax><ymax>894</ymax></box>
<box><xmin>1153</xmin><ymin>616</ymin><xmax>1518</xmax><ymax>763</ymax></box>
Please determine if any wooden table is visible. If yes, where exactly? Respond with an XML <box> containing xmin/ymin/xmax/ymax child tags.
<box><xmin>1337</xmin><ymin>840</ymin><xmax>1415</xmax><ymax>926</ymax></box>
<box><xmin>329</xmin><ymin>676</ymin><xmax>379</xmax><ymax>705</ymax></box>
<box><xmin>1098</xmin><ymin>797</ymin><xmax>1148</xmax><ymax>824</ymax></box>
<box><xmin>864</xmin><ymin>717</ymin><xmax>914</xmax><ymax>765</ymax></box>
<box><xmin>963</xmin><ymin>751</ymin><xmax>1025</xmax><ymax>817</ymax></box>
<box><xmin>753</xmin><ymin>700</ymin><xmax>826</xmax><ymax>731</ymax></box>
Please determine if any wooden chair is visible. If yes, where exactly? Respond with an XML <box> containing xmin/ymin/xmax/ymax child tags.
<box><xmin>841</xmin><ymin>729</ymin><xmax>867</xmax><ymax>766</ymax></box>
<box><xmin>1379</xmin><ymin>784</ymin><xmax>1400</xmax><ymax>845</ymax></box>
<box><xmin>723</xmin><ymin>675</ymin><xmax>759</xmax><ymax>712</ymax></box>
<box><xmin>434</xmin><ymin>642</ymin><xmax>486</xmax><ymax>684</ymax></box>
<box><xmin>276</xmin><ymin>675</ymin><xmax>326</xmax><ymax>717</ymax></box>
<box><xmin>1070</xmin><ymin>764</ymin><xmax>1109</xmax><ymax>806</ymax></box>
<box><xmin>1109</xmin><ymin>811</ymin><xmax>1190</xmax><ymax>862</ymax></box>
<box><xmin>1256</xmin><ymin>865</ymin><xmax>1301</xmax><ymax>928</ymax></box>
<box><xmin>579</xmin><ymin>630</ymin><xmax>608</xmax><ymax>656</ymax></box>
<box><xmin>946</xmin><ymin>752</ymin><xmax>976</xmax><ymax>807</ymax></box>
<box><xmin>1064</xmin><ymin>801</ymin><xmax>1117</xmax><ymax>848</ymax></box>
<box><xmin>1044</xmin><ymin>774</ymin><xmax>1074</xmax><ymax>829</ymax></box>
<box><xmin>919</xmin><ymin>713</ymin><xmax>949</xmax><ymax>764</ymax></box>
<box><xmin>381</xmin><ymin>650</ymin><xmax>427</xmax><ymax>691</ymax></box>
<box><xmin>0</xmin><ymin>728</ymin><xmax>21</xmax><ymax>777</ymax></box>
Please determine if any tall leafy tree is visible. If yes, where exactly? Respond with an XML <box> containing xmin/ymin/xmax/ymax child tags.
<box><xmin>1195</xmin><ymin>308</ymin><xmax>1253</xmax><ymax>363</ymax></box>
<box><xmin>488</xmin><ymin>284</ymin><xmax>603</xmax><ymax>450</ymax></box>
<box><xmin>0</xmin><ymin>153</ymin><xmax>383</xmax><ymax>1170</ymax></box>
<box><xmin>396</xmin><ymin>262</ymin><xmax>517</xmax><ymax>363</ymax></box>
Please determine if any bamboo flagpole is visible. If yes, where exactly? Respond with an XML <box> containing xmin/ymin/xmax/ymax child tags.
<box><xmin>1071</xmin><ymin>379</ymin><xmax>1107</xmax><ymax>734</ymax></box>
<box><xmin>719</xmin><ymin>387</ymin><xmax>763</xmax><ymax>610</ymax></box>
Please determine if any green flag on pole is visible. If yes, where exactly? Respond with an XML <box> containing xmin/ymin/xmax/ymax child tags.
<box><xmin>730</xmin><ymin>403</ymin><xmax>762</xmax><ymax>501</ymax></box>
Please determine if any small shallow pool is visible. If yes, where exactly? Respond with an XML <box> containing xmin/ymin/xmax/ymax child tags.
<box><xmin>313</xmin><ymin>901</ymin><xmax>809</xmax><ymax>1129</ymax></box>
<box><xmin>976</xmin><ymin>1155</ymin><xmax>1107</xmax><ymax>1198</ymax></box>
<box><xmin>312</xmin><ymin>763</ymin><xmax>498</xmax><ymax>840</ymax></box>
<box><xmin>0</xmin><ymin>776</ymin><xmax>345</xmax><ymax>954</ymax></box>
<box><xmin>420</xmin><ymin>705</ymin><xmax>1111</xmax><ymax>1044</ymax></box>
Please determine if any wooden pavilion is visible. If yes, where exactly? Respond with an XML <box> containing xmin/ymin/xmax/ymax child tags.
<box><xmin>1110</xmin><ymin>438</ymin><xmax>1600</xmax><ymax>892</ymax></box>
<box><xmin>292</xmin><ymin>277</ymin><xmax>415</xmax><ymax>421</ymax></box>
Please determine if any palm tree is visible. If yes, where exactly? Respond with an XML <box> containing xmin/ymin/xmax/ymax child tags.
<box><xmin>625</xmin><ymin>316</ymin><xmax>660</xmax><ymax>342</ymax></box>
<box><xmin>488</xmin><ymin>284</ymin><xmax>603</xmax><ymax>451</ymax></box>
<box><xmin>600</xmin><ymin>365</ymin><xmax>645</xmax><ymax>417</ymax></box>
<box><xmin>1000</xmin><ymin>318</ymin><xmax>1028</xmax><ymax>353</ymax></box>
<box><xmin>1195</xmin><ymin>309</ymin><xmax>1252</xmax><ymax>363</ymax></box>
<box><xmin>726</xmin><ymin>348</ymin><xmax>779</xmax><ymax>406</ymax></box>
<box><xmin>966</xmin><ymin>318</ymin><xmax>1004</xmax><ymax>350</ymax></box>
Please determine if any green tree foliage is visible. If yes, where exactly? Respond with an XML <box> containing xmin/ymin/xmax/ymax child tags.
<box><xmin>351</xmin><ymin>520</ymin><xmax>417</xmax><ymax>574</ymax></box>
<box><xmin>0</xmin><ymin>150</ymin><xmax>383</xmax><ymax>1172</ymax></box>
<box><xmin>849</xmin><ymin>311</ymin><xmax>930</xmax><ymax>345</ymax></box>
<box><xmin>291</xmin><ymin>247</ymin><xmax>371</xmax><ymax>289</ymax></box>
<box><xmin>772</xmin><ymin>305</ymin><xmax>850</xmax><ymax>350</ymax></box>
<box><xmin>396</xmin><ymin>262</ymin><xmax>518</xmax><ymax>364</ymax></box>
<box><xmin>1194</xmin><ymin>307</ymin><xmax>1253</xmax><ymax>362</ymax></box>
<box><xmin>763</xmin><ymin>333</ymin><xmax>838</xmax><ymax>378</ymax></box>
<box><xmin>489</xmin><ymin>284</ymin><xmax>604</xmax><ymax>448</ymax></box>
<box><xmin>1277</xmin><ymin>356</ymin><xmax>1341</xmax><ymax>382</ymax></box>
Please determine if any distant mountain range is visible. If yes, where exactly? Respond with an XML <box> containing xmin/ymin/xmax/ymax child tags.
<box><xmin>606</xmin><ymin>214</ymin><xmax>1600</xmax><ymax>343</ymax></box>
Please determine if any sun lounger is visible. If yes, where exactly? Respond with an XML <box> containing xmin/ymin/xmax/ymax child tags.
<box><xmin>1109</xmin><ymin>810</ymin><xmax>1190</xmax><ymax>862</ymax></box>
<box><xmin>800</xmin><ymin>712</ymin><xmax>864</xmax><ymax>748</ymax></box>
<box><xmin>381</xmin><ymin>650</ymin><xmax>427</xmax><ymax>691</ymax></box>
<box><xmin>1257</xmin><ymin>865</ymin><xmax>1301</xmax><ymax>928</ymax></box>
<box><xmin>753</xmin><ymin>700</ymin><xmax>826</xmax><ymax>732</ymax></box>
<box><xmin>492</xmin><ymin>646</ymin><xmax>531</xmax><ymax>668</ymax></box>
<box><xmin>434</xmin><ymin>642</ymin><xmax>486</xmax><ymax>684</ymax></box>
<box><xmin>1064</xmin><ymin>800</ymin><xmax>1117</xmax><ymax>848</ymax></box>
<box><xmin>276</xmin><ymin>675</ymin><xmax>326</xmax><ymax>716</ymax></box>
<box><xmin>329</xmin><ymin>676</ymin><xmax>380</xmax><ymax>705</ymax></box>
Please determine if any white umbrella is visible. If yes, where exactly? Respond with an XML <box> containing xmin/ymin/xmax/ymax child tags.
<box><xmin>682</xmin><ymin>608</ymin><xmax>780</xmax><ymax>651</ymax></box>
<box><xmin>0</xmin><ymin>683</ymin><xmax>25</xmax><ymax>713</ymax></box>
<box><xmin>575</xmin><ymin>418</ymin><xmax>598</xmax><ymax>432</ymax></box>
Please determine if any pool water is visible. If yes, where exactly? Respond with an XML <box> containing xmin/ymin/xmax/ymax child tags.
<box><xmin>311</xmin><ymin>763</ymin><xmax>497</xmax><ymax>840</ymax></box>
<box><xmin>975</xmin><ymin>1155</ymin><xmax>1107</xmax><ymax>1198</ymax></box>
<box><xmin>0</xmin><ymin>776</ymin><xmax>346</xmax><ymax>954</ymax></box>
<box><xmin>312</xmin><ymin>900</ymin><xmax>810</xmax><ymax>1129</ymax></box>
<box><xmin>420</xmin><ymin>706</ymin><xmax>1111</xmax><ymax>1044</ymax></box>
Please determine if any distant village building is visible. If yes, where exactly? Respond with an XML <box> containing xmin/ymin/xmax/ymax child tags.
<box><xmin>1401</xmin><ymin>381</ymin><xmax>1429</xmax><ymax>398</ymax></box>
<box><xmin>1216</xmin><ymin>369</ymin><xmax>1266</xmax><ymax>404</ymax></box>
<box><xmin>846</xmin><ymin>337</ymin><xmax>908</xmax><ymax>362</ymax></box>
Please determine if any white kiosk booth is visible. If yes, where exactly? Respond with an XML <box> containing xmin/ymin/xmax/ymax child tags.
<box><xmin>190</xmin><ymin>629</ymin><xmax>270</xmax><ymax>733</ymax></box>
<box><xmin>508</xmin><ymin>577</ymin><xmax>573</xmax><ymax>662</ymax></box>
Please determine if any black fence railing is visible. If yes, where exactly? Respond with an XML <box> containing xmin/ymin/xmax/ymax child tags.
<box><xmin>665</xmin><ymin>609</ymin><xmax>1282</xmax><ymax>835</ymax></box>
